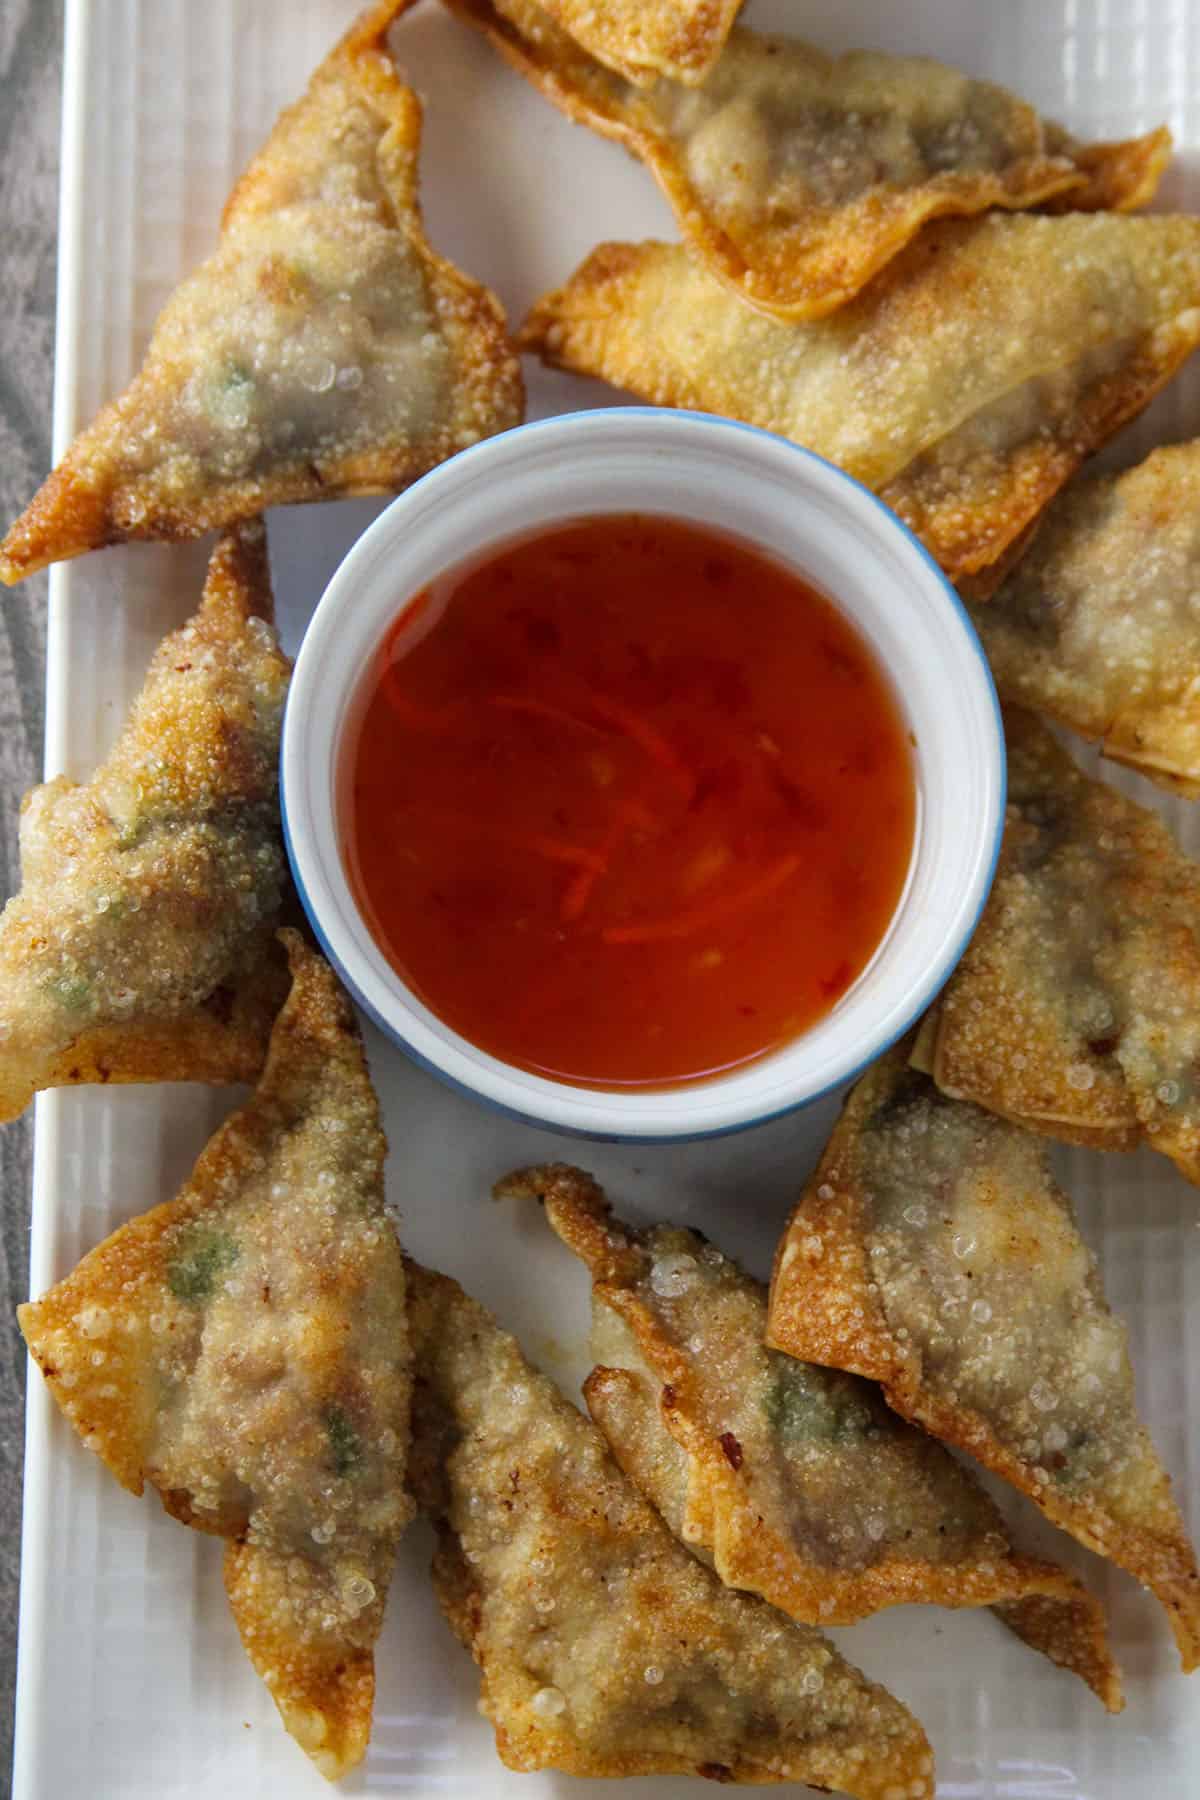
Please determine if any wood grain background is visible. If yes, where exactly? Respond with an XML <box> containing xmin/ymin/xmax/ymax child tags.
<box><xmin>0</xmin><ymin>0</ymin><xmax>63</xmax><ymax>1787</ymax></box>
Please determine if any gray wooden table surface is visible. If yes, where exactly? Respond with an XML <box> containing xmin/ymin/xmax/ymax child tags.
<box><xmin>0</xmin><ymin>1</ymin><xmax>64</xmax><ymax>1790</ymax></box>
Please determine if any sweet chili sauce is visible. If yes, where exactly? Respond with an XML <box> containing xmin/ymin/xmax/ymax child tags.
<box><xmin>343</xmin><ymin>515</ymin><xmax>916</xmax><ymax>1088</ymax></box>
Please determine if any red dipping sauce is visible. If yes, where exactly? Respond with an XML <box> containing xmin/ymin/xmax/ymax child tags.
<box><xmin>343</xmin><ymin>516</ymin><xmax>916</xmax><ymax>1089</ymax></box>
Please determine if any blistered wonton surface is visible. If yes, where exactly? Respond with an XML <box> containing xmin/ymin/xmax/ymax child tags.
<box><xmin>917</xmin><ymin>709</ymin><xmax>1200</xmax><ymax>1179</ymax></box>
<box><xmin>522</xmin><ymin>215</ymin><xmax>1200</xmax><ymax>583</ymax></box>
<box><xmin>406</xmin><ymin>1260</ymin><xmax>935</xmax><ymax>1795</ymax></box>
<box><xmin>767</xmin><ymin>1053</ymin><xmax>1200</xmax><ymax>1672</ymax></box>
<box><xmin>970</xmin><ymin>442</ymin><xmax>1200</xmax><ymax>795</ymax></box>
<box><xmin>456</xmin><ymin>0</ymin><xmax>1169</xmax><ymax>319</ymax></box>
<box><xmin>494</xmin><ymin>0</ymin><xmax>744</xmax><ymax>85</ymax></box>
<box><xmin>0</xmin><ymin>0</ymin><xmax>523</xmax><ymax>584</ymax></box>
<box><xmin>0</xmin><ymin>524</ymin><xmax>290</xmax><ymax>1123</ymax></box>
<box><xmin>19</xmin><ymin>934</ymin><xmax>412</xmax><ymax>1779</ymax></box>
<box><xmin>499</xmin><ymin>1163</ymin><xmax>1120</xmax><ymax>1707</ymax></box>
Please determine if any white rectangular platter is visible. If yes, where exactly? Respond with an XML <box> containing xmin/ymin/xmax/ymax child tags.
<box><xmin>12</xmin><ymin>1</ymin><xmax>1200</xmax><ymax>1796</ymax></box>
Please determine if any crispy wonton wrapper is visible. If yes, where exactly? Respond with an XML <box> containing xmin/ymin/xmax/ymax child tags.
<box><xmin>500</xmin><ymin>1163</ymin><xmax>1120</xmax><ymax>1709</ymax></box>
<box><xmin>0</xmin><ymin>0</ymin><xmax>523</xmax><ymax>585</ymax></box>
<box><xmin>19</xmin><ymin>933</ymin><xmax>413</xmax><ymax>1780</ymax></box>
<box><xmin>968</xmin><ymin>442</ymin><xmax>1200</xmax><ymax>795</ymax></box>
<box><xmin>501</xmin><ymin>0</ymin><xmax>744</xmax><ymax>86</ymax></box>
<box><xmin>454</xmin><ymin>0</ymin><xmax>1169</xmax><ymax>320</ymax></box>
<box><xmin>767</xmin><ymin>1053</ymin><xmax>1200</xmax><ymax>1673</ymax></box>
<box><xmin>521</xmin><ymin>215</ymin><xmax>1200</xmax><ymax>584</ymax></box>
<box><xmin>406</xmin><ymin>1260</ymin><xmax>936</xmax><ymax>1796</ymax></box>
<box><xmin>916</xmin><ymin>708</ymin><xmax>1200</xmax><ymax>1178</ymax></box>
<box><xmin>581</xmin><ymin>1369</ymin><xmax>1124</xmax><ymax>1724</ymax></box>
<box><xmin>0</xmin><ymin>523</ymin><xmax>291</xmax><ymax>1122</ymax></box>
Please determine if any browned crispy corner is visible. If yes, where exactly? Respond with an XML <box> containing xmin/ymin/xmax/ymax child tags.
<box><xmin>224</xmin><ymin>1539</ymin><xmax>379</xmax><ymax>1781</ymax></box>
<box><xmin>1042</xmin><ymin>122</ymin><xmax>1173</xmax><ymax>213</ymax></box>
<box><xmin>453</xmin><ymin>0</ymin><xmax>744</xmax><ymax>87</ymax></box>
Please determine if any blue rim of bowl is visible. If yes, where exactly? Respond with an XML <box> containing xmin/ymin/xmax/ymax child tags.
<box><xmin>280</xmin><ymin>406</ymin><xmax>1006</xmax><ymax>1143</ymax></box>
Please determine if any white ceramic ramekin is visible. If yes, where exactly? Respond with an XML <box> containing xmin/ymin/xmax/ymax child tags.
<box><xmin>281</xmin><ymin>408</ymin><xmax>1003</xmax><ymax>1141</ymax></box>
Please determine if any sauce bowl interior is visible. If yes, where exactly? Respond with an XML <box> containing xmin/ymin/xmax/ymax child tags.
<box><xmin>281</xmin><ymin>408</ymin><xmax>1004</xmax><ymax>1141</ymax></box>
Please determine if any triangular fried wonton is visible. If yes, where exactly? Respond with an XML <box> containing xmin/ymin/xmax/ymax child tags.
<box><xmin>968</xmin><ymin>441</ymin><xmax>1200</xmax><ymax>795</ymax></box>
<box><xmin>485</xmin><ymin>0</ymin><xmax>743</xmax><ymax>86</ymax></box>
<box><xmin>499</xmin><ymin>1163</ymin><xmax>1120</xmax><ymax>1709</ymax></box>
<box><xmin>19</xmin><ymin>933</ymin><xmax>413</xmax><ymax>1780</ymax></box>
<box><xmin>766</xmin><ymin>1052</ymin><xmax>1200</xmax><ymax>1673</ymax></box>
<box><xmin>455</xmin><ymin>0</ymin><xmax>1169</xmax><ymax>319</ymax></box>
<box><xmin>915</xmin><ymin>708</ymin><xmax>1200</xmax><ymax>1178</ymax></box>
<box><xmin>521</xmin><ymin>214</ymin><xmax>1200</xmax><ymax>583</ymax></box>
<box><xmin>406</xmin><ymin>1260</ymin><xmax>935</xmax><ymax>1795</ymax></box>
<box><xmin>0</xmin><ymin>0</ymin><xmax>523</xmax><ymax>585</ymax></box>
<box><xmin>0</xmin><ymin>523</ymin><xmax>291</xmax><ymax>1122</ymax></box>
<box><xmin>580</xmin><ymin>1370</ymin><xmax>1122</xmax><ymax>1719</ymax></box>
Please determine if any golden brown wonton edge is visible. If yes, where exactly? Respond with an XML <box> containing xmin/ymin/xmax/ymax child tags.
<box><xmin>913</xmin><ymin>708</ymin><xmax>1200</xmax><ymax>1173</ymax></box>
<box><xmin>526</xmin><ymin>0</ymin><xmax>745</xmax><ymax>86</ymax></box>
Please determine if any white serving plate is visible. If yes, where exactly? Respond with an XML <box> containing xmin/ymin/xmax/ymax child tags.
<box><xmin>11</xmin><ymin>3</ymin><xmax>1199</xmax><ymax>1796</ymax></box>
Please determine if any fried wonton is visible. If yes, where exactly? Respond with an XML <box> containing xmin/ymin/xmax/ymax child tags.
<box><xmin>499</xmin><ymin>1163</ymin><xmax>1120</xmax><ymax>1709</ymax></box>
<box><xmin>406</xmin><ymin>1260</ymin><xmax>935</xmax><ymax>1796</ymax></box>
<box><xmin>917</xmin><ymin>708</ymin><xmax>1200</xmax><ymax>1178</ymax></box>
<box><xmin>968</xmin><ymin>441</ymin><xmax>1200</xmax><ymax>795</ymax></box>
<box><xmin>488</xmin><ymin>0</ymin><xmax>744</xmax><ymax>86</ymax></box>
<box><xmin>0</xmin><ymin>523</ymin><xmax>291</xmax><ymax>1122</ymax></box>
<box><xmin>455</xmin><ymin>0</ymin><xmax>1169</xmax><ymax>319</ymax></box>
<box><xmin>19</xmin><ymin>933</ymin><xmax>413</xmax><ymax>1779</ymax></box>
<box><xmin>0</xmin><ymin>0</ymin><xmax>523</xmax><ymax>586</ymax></box>
<box><xmin>766</xmin><ymin>1052</ymin><xmax>1200</xmax><ymax>1672</ymax></box>
<box><xmin>521</xmin><ymin>215</ymin><xmax>1200</xmax><ymax>584</ymax></box>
